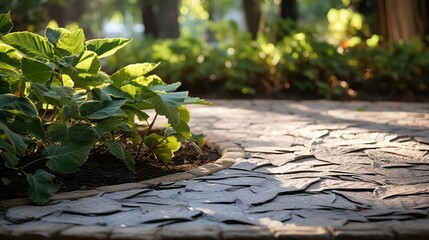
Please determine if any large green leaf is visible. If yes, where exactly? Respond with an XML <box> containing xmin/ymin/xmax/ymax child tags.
<box><xmin>42</xmin><ymin>85</ymin><xmax>74</xmax><ymax>107</ymax></box>
<box><xmin>102</xmin><ymin>85</ymin><xmax>133</xmax><ymax>100</ymax></box>
<box><xmin>110</xmin><ymin>63</ymin><xmax>160</xmax><ymax>86</ymax></box>
<box><xmin>106</xmin><ymin>139</ymin><xmax>135</xmax><ymax>172</ymax></box>
<box><xmin>141</xmin><ymin>90</ymin><xmax>188</xmax><ymax>126</ymax></box>
<box><xmin>144</xmin><ymin>133</ymin><xmax>180</xmax><ymax>164</ymax></box>
<box><xmin>1</xmin><ymin>32</ymin><xmax>55</xmax><ymax>61</ymax></box>
<box><xmin>0</xmin><ymin>122</ymin><xmax>27</xmax><ymax>155</ymax></box>
<box><xmin>9</xmin><ymin>114</ymin><xmax>45</xmax><ymax>140</ymax></box>
<box><xmin>22</xmin><ymin>57</ymin><xmax>53</xmax><ymax>84</ymax></box>
<box><xmin>0</xmin><ymin>43</ymin><xmax>21</xmax><ymax>71</ymax></box>
<box><xmin>0</xmin><ymin>11</ymin><xmax>13</xmax><ymax>36</ymax></box>
<box><xmin>45</xmin><ymin>27</ymin><xmax>85</xmax><ymax>56</ymax></box>
<box><xmin>26</xmin><ymin>169</ymin><xmax>60</xmax><ymax>206</ymax></box>
<box><xmin>80</xmin><ymin>99</ymin><xmax>127</xmax><ymax>120</ymax></box>
<box><xmin>73</xmin><ymin>51</ymin><xmax>101</xmax><ymax>88</ymax></box>
<box><xmin>47</xmin><ymin>123</ymin><xmax>95</xmax><ymax>144</ymax></box>
<box><xmin>44</xmin><ymin>143</ymin><xmax>93</xmax><ymax>174</ymax></box>
<box><xmin>86</xmin><ymin>38</ymin><xmax>131</xmax><ymax>58</ymax></box>
<box><xmin>0</xmin><ymin>94</ymin><xmax>38</xmax><ymax>117</ymax></box>
<box><xmin>56</xmin><ymin>28</ymin><xmax>85</xmax><ymax>55</ymax></box>
<box><xmin>1</xmin><ymin>150</ymin><xmax>19</xmax><ymax>167</ymax></box>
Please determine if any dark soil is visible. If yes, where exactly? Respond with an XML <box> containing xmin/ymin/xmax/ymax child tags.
<box><xmin>0</xmin><ymin>144</ymin><xmax>220</xmax><ymax>201</ymax></box>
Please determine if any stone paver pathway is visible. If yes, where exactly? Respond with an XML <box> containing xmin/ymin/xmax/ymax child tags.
<box><xmin>1</xmin><ymin>100</ymin><xmax>429</xmax><ymax>239</ymax></box>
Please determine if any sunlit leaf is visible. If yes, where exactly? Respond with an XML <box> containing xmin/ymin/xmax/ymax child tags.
<box><xmin>1</xmin><ymin>32</ymin><xmax>55</xmax><ymax>61</ymax></box>
<box><xmin>26</xmin><ymin>169</ymin><xmax>60</xmax><ymax>205</ymax></box>
<box><xmin>0</xmin><ymin>43</ymin><xmax>21</xmax><ymax>71</ymax></box>
<box><xmin>0</xmin><ymin>11</ymin><xmax>13</xmax><ymax>36</ymax></box>
<box><xmin>57</xmin><ymin>28</ymin><xmax>85</xmax><ymax>55</ymax></box>
<box><xmin>106</xmin><ymin>139</ymin><xmax>135</xmax><ymax>172</ymax></box>
<box><xmin>184</xmin><ymin>96</ymin><xmax>212</xmax><ymax>105</ymax></box>
<box><xmin>144</xmin><ymin>133</ymin><xmax>180</xmax><ymax>164</ymax></box>
<box><xmin>86</xmin><ymin>38</ymin><xmax>131</xmax><ymax>58</ymax></box>
<box><xmin>111</xmin><ymin>63</ymin><xmax>160</xmax><ymax>86</ymax></box>
<box><xmin>44</xmin><ymin>143</ymin><xmax>92</xmax><ymax>174</ymax></box>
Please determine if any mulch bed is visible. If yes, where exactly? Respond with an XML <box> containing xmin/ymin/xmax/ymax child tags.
<box><xmin>0</xmin><ymin>144</ymin><xmax>220</xmax><ymax>201</ymax></box>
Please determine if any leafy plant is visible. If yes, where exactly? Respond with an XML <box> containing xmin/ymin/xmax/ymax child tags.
<box><xmin>0</xmin><ymin>11</ymin><xmax>209</xmax><ymax>205</ymax></box>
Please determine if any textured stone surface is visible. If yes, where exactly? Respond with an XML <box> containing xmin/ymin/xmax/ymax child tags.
<box><xmin>1</xmin><ymin>100</ymin><xmax>429</xmax><ymax>239</ymax></box>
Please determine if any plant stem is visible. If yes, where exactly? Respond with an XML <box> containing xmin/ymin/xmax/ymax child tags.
<box><xmin>19</xmin><ymin>157</ymin><xmax>47</xmax><ymax>170</ymax></box>
<box><xmin>135</xmin><ymin>113</ymin><xmax>158</xmax><ymax>159</ymax></box>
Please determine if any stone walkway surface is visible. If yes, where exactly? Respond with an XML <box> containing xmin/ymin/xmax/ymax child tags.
<box><xmin>1</xmin><ymin>100</ymin><xmax>429</xmax><ymax>239</ymax></box>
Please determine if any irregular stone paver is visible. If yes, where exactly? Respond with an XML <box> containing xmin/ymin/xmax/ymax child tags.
<box><xmin>1</xmin><ymin>100</ymin><xmax>429</xmax><ymax>239</ymax></box>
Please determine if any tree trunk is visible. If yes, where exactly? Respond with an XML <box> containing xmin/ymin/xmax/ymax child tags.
<box><xmin>157</xmin><ymin>0</ymin><xmax>180</xmax><ymax>38</ymax></box>
<box><xmin>243</xmin><ymin>0</ymin><xmax>261</xmax><ymax>39</ymax></box>
<box><xmin>277</xmin><ymin>0</ymin><xmax>298</xmax><ymax>40</ymax></box>
<box><xmin>140</xmin><ymin>0</ymin><xmax>159</xmax><ymax>38</ymax></box>
<box><xmin>376</xmin><ymin>0</ymin><xmax>425</xmax><ymax>41</ymax></box>
<box><xmin>280</xmin><ymin>0</ymin><xmax>298</xmax><ymax>22</ymax></box>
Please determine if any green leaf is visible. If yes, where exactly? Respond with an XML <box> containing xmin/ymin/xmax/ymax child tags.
<box><xmin>26</xmin><ymin>169</ymin><xmax>60</xmax><ymax>206</ymax></box>
<box><xmin>1</xmin><ymin>150</ymin><xmax>19</xmax><ymax>167</ymax></box>
<box><xmin>172</xmin><ymin>120</ymin><xmax>192</xmax><ymax>138</ymax></box>
<box><xmin>73</xmin><ymin>51</ymin><xmax>101</xmax><ymax>88</ymax></box>
<box><xmin>111</xmin><ymin>63</ymin><xmax>160</xmax><ymax>86</ymax></box>
<box><xmin>102</xmin><ymin>85</ymin><xmax>133</xmax><ymax>100</ymax></box>
<box><xmin>1</xmin><ymin>32</ymin><xmax>55</xmax><ymax>61</ymax></box>
<box><xmin>44</xmin><ymin>143</ymin><xmax>92</xmax><ymax>174</ymax></box>
<box><xmin>43</xmin><ymin>85</ymin><xmax>74</xmax><ymax>107</ymax></box>
<box><xmin>86</xmin><ymin>38</ymin><xmax>131</xmax><ymax>58</ymax></box>
<box><xmin>106</xmin><ymin>139</ymin><xmax>135</xmax><ymax>172</ymax></box>
<box><xmin>144</xmin><ymin>133</ymin><xmax>180</xmax><ymax>164</ymax></box>
<box><xmin>80</xmin><ymin>99</ymin><xmax>127</xmax><ymax>120</ymax></box>
<box><xmin>45</xmin><ymin>27</ymin><xmax>67</xmax><ymax>45</ymax></box>
<box><xmin>0</xmin><ymin>12</ymin><xmax>13</xmax><ymax>36</ymax></box>
<box><xmin>9</xmin><ymin>114</ymin><xmax>45</xmax><ymax>140</ymax></box>
<box><xmin>57</xmin><ymin>28</ymin><xmax>85</xmax><ymax>55</ymax></box>
<box><xmin>142</xmin><ymin>90</ymin><xmax>188</xmax><ymax>126</ymax></box>
<box><xmin>0</xmin><ymin>94</ymin><xmax>38</xmax><ymax>117</ymax></box>
<box><xmin>150</xmin><ymin>82</ymin><xmax>181</xmax><ymax>92</ymax></box>
<box><xmin>0</xmin><ymin>122</ymin><xmax>27</xmax><ymax>156</ymax></box>
<box><xmin>47</xmin><ymin>122</ymin><xmax>67</xmax><ymax>142</ymax></box>
<box><xmin>0</xmin><ymin>43</ymin><xmax>21</xmax><ymax>71</ymax></box>
<box><xmin>178</xmin><ymin>105</ymin><xmax>190</xmax><ymax>123</ymax></box>
<box><xmin>48</xmin><ymin>123</ymin><xmax>95</xmax><ymax>144</ymax></box>
<box><xmin>91</xmin><ymin>88</ymin><xmax>111</xmax><ymax>102</ymax></box>
<box><xmin>121</xmin><ymin>103</ymin><xmax>149</xmax><ymax>121</ymax></box>
<box><xmin>22</xmin><ymin>57</ymin><xmax>53</xmax><ymax>84</ymax></box>
<box><xmin>184</xmin><ymin>96</ymin><xmax>212</xmax><ymax>105</ymax></box>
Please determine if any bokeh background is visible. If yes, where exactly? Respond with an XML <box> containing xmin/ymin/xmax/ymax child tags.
<box><xmin>2</xmin><ymin>0</ymin><xmax>429</xmax><ymax>100</ymax></box>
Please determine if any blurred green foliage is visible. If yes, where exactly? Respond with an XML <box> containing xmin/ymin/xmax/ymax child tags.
<box><xmin>106</xmin><ymin>20</ymin><xmax>429</xmax><ymax>100</ymax></box>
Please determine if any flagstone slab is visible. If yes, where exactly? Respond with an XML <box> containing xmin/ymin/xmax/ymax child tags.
<box><xmin>63</xmin><ymin>197</ymin><xmax>123</xmax><ymax>215</ymax></box>
<box><xmin>185</xmin><ymin>181</ymin><xmax>236</xmax><ymax>192</ymax></box>
<box><xmin>374</xmin><ymin>184</ymin><xmax>429</xmax><ymax>199</ymax></box>
<box><xmin>206</xmin><ymin>176</ymin><xmax>267</xmax><ymax>186</ymax></box>
<box><xmin>5</xmin><ymin>204</ymin><xmax>65</xmax><ymax>223</ymax></box>
<box><xmin>305</xmin><ymin>179</ymin><xmax>379</xmax><ymax>193</ymax></box>
<box><xmin>190</xmin><ymin>204</ymin><xmax>258</xmax><ymax>225</ymax></box>
<box><xmin>181</xmin><ymin>191</ymin><xmax>237</xmax><ymax>204</ymax></box>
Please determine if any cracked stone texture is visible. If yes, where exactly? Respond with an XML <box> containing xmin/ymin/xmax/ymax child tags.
<box><xmin>1</xmin><ymin>100</ymin><xmax>429</xmax><ymax>236</ymax></box>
